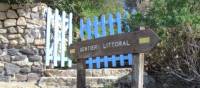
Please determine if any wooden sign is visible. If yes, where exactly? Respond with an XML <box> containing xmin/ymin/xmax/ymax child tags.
<box><xmin>69</xmin><ymin>29</ymin><xmax>160</xmax><ymax>59</ymax></box>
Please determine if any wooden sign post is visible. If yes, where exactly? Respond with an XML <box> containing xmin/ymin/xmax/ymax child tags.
<box><xmin>68</xmin><ymin>29</ymin><xmax>160</xmax><ymax>88</ymax></box>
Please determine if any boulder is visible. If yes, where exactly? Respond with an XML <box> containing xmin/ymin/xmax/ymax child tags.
<box><xmin>0</xmin><ymin>29</ymin><xmax>7</xmax><ymax>34</ymax></box>
<box><xmin>17</xmin><ymin>17</ymin><xmax>26</xmax><ymax>26</ymax></box>
<box><xmin>4</xmin><ymin>19</ymin><xmax>16</xmax><ymax>27</ymax></box>
<box><xmin>5</xmin><ymin>63</ymin><xmax>20</xmax><ymax>75</ymax></box>
<box><xmin>6</xmin><ymin>10</ymin><xmax>18</xmax><ymax>18</ymax></box>
<box><xmin>8</xmin><ymin>27</ymin><xmax>17</xmax><ymax>33</ymax></box>
<box><xmin>0</xmin><ymin>12</ymin><xmax>6</xmax><ymax>20</ymax></box>
<box><xmin>28</xmin><ymin>55</ymin><xmax>42</xmax><ymax>62</ymax></box>
<box><xmin>0</xmin><ymin>3</ymin><xmax>10</xmax><ymax>11</ymax></box>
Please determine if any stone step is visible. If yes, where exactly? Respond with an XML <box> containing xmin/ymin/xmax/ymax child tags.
<box><xmin>38</xmin><ymin>76</ymin><xmax>132</xmax><ymax>88</ymax></box>
<box><xmin>44</xmin><ymin>68</ymin><xmax>132</xmax><ymax>77</ymax></box>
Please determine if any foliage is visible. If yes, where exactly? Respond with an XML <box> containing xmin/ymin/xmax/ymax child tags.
<box><xmin>127</xmin><ymin>0</ymin><xmax>200</xmax><ymax>86</ymax></box>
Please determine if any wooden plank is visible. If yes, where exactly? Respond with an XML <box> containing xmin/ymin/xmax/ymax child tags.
<box><xmin>80</xmin><ymin>19</ymin><xmax>85</xmax><ymax>40</ymax></box>
<box><xmin>77</xmin><ymin>59</ymin><xmax>86</xmax><ymax>88</ymax></box>
<box><xmin>45</xmin><ymin>7</ymin><xmax>52</xmax><ymax>66</ymax></box>
<box><xmin>61</xmin><ymin>11</ymin><xmax>66</xmax><ymax>67</ymax></box>
<box><xmin>53</xmin><ymin>9</ymin><xmax>59</xmax><ymax>67</ymax></box>
<box><xmin>133</xmin><ymin>53</ymin><xmax>144</xmax><ymax>88</ymax></box>
<box><xmin>68</xmin><ymin>13</ymin><xmax>73</xmax><ymax>45</ymax></box>
<box><xmin>68</xmin><ymin>29</ymin><xmax>160</xmax><ymax>59</ymax></box>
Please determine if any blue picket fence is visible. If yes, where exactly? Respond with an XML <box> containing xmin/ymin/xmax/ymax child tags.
<box><xmin>80</xmin><ymin>12</ymin><xmax>133</xmax><ymax>69</ymax></box>
<box><xmin>45</xmin><ymin>7</ymin><xmax>73</xmax><ymax>68</ymax></box>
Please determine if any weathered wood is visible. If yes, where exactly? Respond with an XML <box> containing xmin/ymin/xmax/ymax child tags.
<box><xmin>77</xmin><ymin>59</ymin><xmax>86</xmax><ymax>88</ymax></box>
<box><xmin>133</xmin><ymin>53</ymin><xmax>144</xmax><ymax>88</ymax></box>
<box><xmin>69</xmin><ymin>29</ymin><xmax>159</xmax><ymax>59</ymax></box>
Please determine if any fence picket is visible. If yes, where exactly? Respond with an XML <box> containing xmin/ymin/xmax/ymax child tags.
<box><xmin>80</xmin><ymin>19</ymin><xmax>84</xmax><ymax>40</ymax></box>
<box><xmin>109</xmin><ymin>13</ymin><xmax>114</xmax><ymax>35</ymax></box>
<box><xmin>101</xmin><ymin>15</ymin><xmax>106</xmax><ymax>37</ymax></box>
<box><xmin>45</xmin><ymin>7</ymin><xmax>52</xmax><ymax>66</ymax></box>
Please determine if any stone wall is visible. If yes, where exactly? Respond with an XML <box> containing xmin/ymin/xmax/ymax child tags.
<box><xmin>0</xmin><ymin>3</ymin><xmax>47</xmax><ymax>82</ymax></box>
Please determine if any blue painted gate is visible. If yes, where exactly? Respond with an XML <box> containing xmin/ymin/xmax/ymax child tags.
<box><xmin>45</xmin><ymin>7</ymin><xmax>73</xmax><ymax>68</ymax></box>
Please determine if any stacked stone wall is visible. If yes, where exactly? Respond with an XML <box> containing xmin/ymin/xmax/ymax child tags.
<box><xmin>0</xmin><ymin>3</ymin><xmax>47</xmax><ymax>82</ymax></box>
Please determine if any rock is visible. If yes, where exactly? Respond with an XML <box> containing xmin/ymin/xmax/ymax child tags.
<box><xmin>36</xmin><ymin>46</ymin><xmax>45</xmax><ymax>49</ymax></box>
<box><xmin>20</xmin><ymin>66</ymin><xmax>31</xmax><ymax>73</ymax></box>
<box><xmin>20</xmin><ymin>48</ymin><xmax>35</xmax><ymax>55</ymax></box>
<box><xmin>17</xmin><ymin>17</ymin><xmax>26</xmax><ymax>26</ymax></box>
<box><xmin>16</xmin><ymin>26</ymin><xmax>24</xmax><ymax>33</ymax></box>
<box><xmin>27</xmin><ymin>73</ymin><xmax>40</xmax><ymax>81</ymax></box>
<box><xmin>0</xmin><ymin>21</ymin><xmax>2</xmax><ymax>28</ymax></box>
<box><xmin>24</xmin><ymin>33</ymin><xmax>34</xmax><ymax>44</ymax></box>
<box><xmin>5</xmin><ymin>63</ymin><xmax>20</xmax><ymax>75</ymax></box>
<box><xmin>31</xmin><ymin>13</ymin><xmax>39</xmax><ymax>19</ymax></box>
<box><xmin>7</xmin><ymin>48</ymin><xmax>20</xmax><ymax>56</ymax></box>
<box><xmin>12</xmin><ymin>57</ymin><xmax>32</xmax><ymax>66</ymax></box>
<box><xmin>0</xmin><ymin>49</ymin><xmax>2</xmax><ymax>55</ymax></box>
<box><xmin>17</xmin><ymin>8</ymin><xmax>31</xmax><ymax>18</ymax></box>
<box><xmin>0</xmin><ymin>12</ymin><xmax>6</xmax><ymax>20</ymax></box>
<box><xmin>18</xmin><ymin>38</ymin><xmax>26</xmax><ymax>45</ymax></box>
<box><xmin>0</xmin><ymin>29</ymin><xmax>7</xmax><ymax>34</ymax></box>
<box><xmin>27</xmin><ymin>19</ymin><xmax>45</xmax><ymax>26</ymax></box>
<box><xmin>39</xmin><ymin>49</ymin><xmax>45</xmax><ymax>55</ymax></box>
<box><xmin>34</xmin><ymin>39</ymin><xmax>45</xmax><ymax>45</ymax></box>
<box><xmin>0</xmin><ymin>44</ymin><xmax>8</xmax><ymax>49</ymax></box>
<box><xmin>8</xmin><ymin>34</ymin><xmax>21</xmax><ymax>39</ymax></box>
<box><xmin>11</xmin><ymin>55</ymin><xmax>27</xmax><ymax>61</ymax></box>
<box><xmin>4</xmin><ymin>19</ymin><xmax>17</xmax><ymax>27</ymax></box>
<box><xmin>27</xmin><ymin>23</ymin><xmax>36</xmax><ymax>29</ymax></box>
<box><xmin>10</xmin><ymin>40</ymin><xmax>18</xmax><ymax>45</ymax></box>
<box><xmin>8</xmin><ymin>27</ymin><xmax>17</xmax><ymax>33</ymax></box>
<box><xmin>0</xmin><ymin>3</ymin><xmax>10</xmax><ymax>11</ymax></box>
<box><xmin>0</xmin><ymin>35</ymin><xmax>9</xmax><ymax>44</ymax></box>
<box><xmin>0</xmin><ymin>66</ymin><xmax>5</xmax><ymax>74</ymax></box>
<box><xmin>0</xmin><ymin>55</ymin><xmax>11</xmax><ymax>62</ymax></box>
<box><xmin>6</xmin><ymin>10</ymin><xmax>18</xmax><ymax>18</ymax></box>
<box><xmin>0</xmin><ymin>75</ymin><xmax>9</xmax><ymax>82</ymax></box>
<box><xmin>15</xmin><ymin>74</ymin><xmax>27</xmax><ymax>82</ymax></box>
<box><xmin>32</xmin><ymin>6</ymin><xmax>38</xmax><ymax>12</ymax></box>
<box><xmin>28</xmin><ymin>55</ymin><xmax>42</xmax><ymax>62</ymax></box>
<box><xmin>11</xmin><ymin>4</ymin><xmax>22</xmax><ymax>9</ymax></box>
<box><xmin>31</xmin><ymin>65</ymin><xmax>42</xmax><ymax>73</ymax></box>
